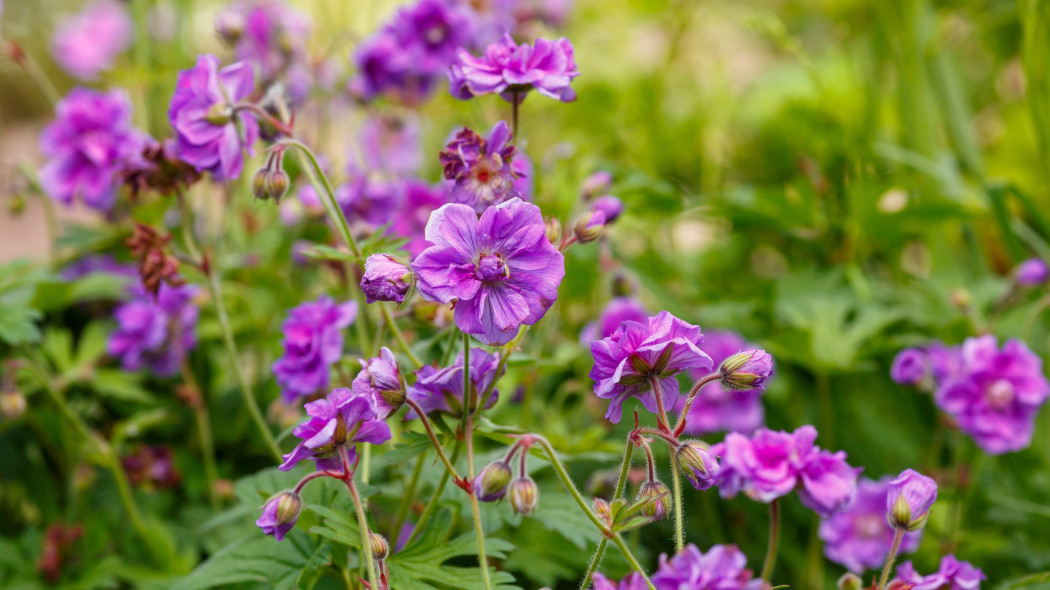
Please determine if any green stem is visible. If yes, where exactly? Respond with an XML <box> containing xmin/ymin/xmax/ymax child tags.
<box><xmin>406</xmin><ymin>399</ymin><xmax>460</xmax><ymax>480</ymax></box>
<box><xmin>609</xmin><ymin>534</ymin><xmax>657</xmax><ymax>590</ymax></box>
<box><xmin>391</xmin><ymin>453</ymin><xmax>426</xmax><ymax>549</ymax></box>
<box><xmin>580</xmin><ymin>435</ymin><xmax>635</xmax><ymax>590</ymax></box>
<box><xmin>878</xmin><ymin>527</ymin><xmax>905</xmax><ymax>590</ymax></box>
<box><xmin>406</xmin><ymin>440</ymin><xmax>463</xmax><ymax>544</ymax></box>
<box><xmin>346</xmin><ymin>474</ymin><xmax>379</xmax><ymax>590</ymax></box>
<box><xmin>760</xmin><ymin>499</ymin><xmax>781</xmax><ymax>583</ymax></box>
<box><xmin>380</xmin><ymin>302</ymin><xmax>422</xmax><ymax>368</ymax></box>
<box><xmin>182</xmin><ymin>360</ymin><xmax>220</xmax><ymax>509</ymax></box>
<box><xmin>670</xmin><ymin>447</ymin><xmax>685</xmax><ymax>552</ymax></box>
<box><xmin>533</xmin><ymin>436</ymin><xmax>607</xmax><ymax>532</ymax></box>
<box><xmin>278</xmin><ymin>139</ymin><xmax>360</xmax><ymax>258</ymax></box>
<box><xmin>10</xmin><ymin>45</ymin><xmax>61</xmax><ymax>107</ymax></box>
<box><xmin>467</xmin><ymin>480</ymin><xmax>493</xmax><ymax>590</ymax></box>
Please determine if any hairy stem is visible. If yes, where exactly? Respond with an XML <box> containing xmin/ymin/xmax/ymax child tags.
<box><xmin>670</xmin><ymin>447</ymin><xmax>685</xmax><ymax>552</ymax></box>
<box><xmin>533</xmin><ymin>436</ymin><xmax>607</xmax><ymax>532</ymax></box>
<box><xmin>610</xmin><ymin>534</ymin><xmax>657</xmax><ymax>590</ymax></box>
<box><xmin>406</xmin><ymin>399</ymin><xmax>460</xmax><ymax>481</ymax></box>
<box><xmin>671</xmin><ymin>373</ymin><xmax>720</xmax><ymax>436</ymax></box>
<box><xmin>344</xmin><ymin>464</ymin><xmax>379</xmax><ymax>590</ymax></box>
<box><xmin>648</xmin><ymin>376</ymin><xmax>671</xmax><ymax>432</ymax></box>
<box><xmin>580</xmin><ymin>434</ymin><xmax>635</xmax><ymax>589</ymax></box>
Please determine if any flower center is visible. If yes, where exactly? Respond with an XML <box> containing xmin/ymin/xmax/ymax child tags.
<box><xmin>475</xmin><ymin>253</ymin><xmax>509</xmax><ymax>282</ymax></box>
<box><xmin>986</xmin><ymin>379</ymin><xmax>1015</xmax><ymax>408</ymax></box>
<box><xmin>472</xmin><ymin>156</ymin><xmax>503</xmax><ymax>187</ymax></box>
<box><xmin>425</xmin><ymin>24</ymin><xmax>447</xmax><ymax>45</ymax></box>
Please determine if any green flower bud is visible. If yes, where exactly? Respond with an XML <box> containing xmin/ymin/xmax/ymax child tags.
<box><xmin>508</xmin><ymin>476</ymin><xmax>539</xmax><ymax>516</ymax></box>
<box><xmin>636</xmin><ymin>480</ymin><xmax>671</xmax><ymax>521</ymax></box>
<box><xmin>369</xmin><ymin>532</ymin><xmax>389</xmax><ymax>560</ymax></box>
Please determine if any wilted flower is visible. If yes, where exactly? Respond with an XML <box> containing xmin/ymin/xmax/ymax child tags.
<box><xmin>589</xmin><ymin>311</ymin><xmax>712</xmax><ymax>424</ymax></box>
<box><xmin>636</xmin><ymin>480</ymin><xmax>672</xmax><ymax>520</ymax></box>
<box><xmin>1015</xmin><ymin>258</ymin><xmax>1049</xmax><ymax>286</ymax></box>
<box><xmin>272</xmin><ymin>296</ymin><xmax>358</xmax><ymax>402</ymax></box>
<box><xmin>676</xmin><ymin>440</ymin><xmax>720</xmax><ymax>491</ymax></box>
<box><xmin>508</xmin><ymin>476</ymin><xmax>539</xmax><ymax>515</ymax></box>
<box><xmin>475</xmin><ymin>459</ymin><xmax>513</xmax><ymax>502</ymax></box>
<box><xmin>449</xmin><ymin>33</ymin><xmax>579</xmax><ymax>103</ymax></box>
<box><xmin>718</xmin><ymin>349</ymin><xmax>773</xmax><ymax>391</ymax></box>
<box><xmin>935</xmin><ymin>335</ymin><xmax>1050</xmax><ymax>454</ymax></box>
<box><xmin>591</xmin><ymin>195</ymin><xmax>624</xmax><ymax>224</ymax></box>
<box><xmin>351</xmin><ymin>347</ymin><xmax>406</xmax><ymax>419</ymax></box>
<box><xmin>684</xmin><ymin>330</ymin><xmax>765</xmax><ymax>436</ymax></box>
<box><xmin>279</xmin><ymin>388</ymin><xmax>392</xmax><ymax>471</ymax></box>
<box><xmin>440</xmin><ymin>121</ymin><xmax>523</xmax><ymax>213</ymax></box>
<box><xmin>650</xmin><ymin>543</ymin><xmax>763</xmax><ymax>589</ymax></box>
<box><xmin>121</xmin><ymin>137</ymin><xmax>202</xmax><ymax>199</ymax></box>
<box><xmin>256</xmin><ymin>491</ymin><xmax>302</xmax><ymax>541</ymax></box>
<box><xmin>51</xmin><ymin>0</ymin><xmax>132</xmax><ymax>80</ymax></box>
<box><xmin>886</xmin><ymin>468</ymin><xmax>937</xmax><ymax>531</ymax></box>
<box><xmin>361</xmin><ymin>254</ymin><xmax>413</xmax><ymax>304</ymax></box>
<box><xmin>412</xmin><ymin>199</ymin><xmax>565</xmax><ymax>345</ymax></box>
<box><xmin>819</xmin><ymin>477</ymin><xmax>923</xmax><ymax>574</ymax></box>
<box><xmin>108</xmin><ymin>283</ymin><xmax>199</xmax><ymax>377</ymax></box>
<box><xmin>407</xmin><ymin>348</ymin><xmax>504</xmax><ymax>416</ymax></box>
<box><xmin>39</xmin><ymin>88</ymin><xmax>146</xmax><ymax>212</ymax></box>
<box><xmin>126</xmin><ymin>223</ymin><xmax>183</xmax><ymax>296</ymax></box>
<box><xmin>168</xmin><ymin>54</ymin><xmax>259</xmax><ymax>181</ymax></box>
<box><xmin>896</xmin><ymin>555</ymin><xmax>985</xmax><ymax>590</ymax></box>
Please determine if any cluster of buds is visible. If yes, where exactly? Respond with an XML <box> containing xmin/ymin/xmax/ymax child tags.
<box><xmin>475</xmin><ymin>435</ymin><xmax>539</xmax><ymax>516</ymax></box>
<box><xmin>127</xmin><ymin>223</ymin><xmax>184</xmax><ymax>296</ymax></box>
<box><xmin>252</xmin><ymin>150</ymin><xmax>290</xmax><ymax>203</ymax></box>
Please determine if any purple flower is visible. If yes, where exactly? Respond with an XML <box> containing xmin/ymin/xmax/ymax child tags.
<box><xmin>512</xmin><ymin>149</ymin><xmax>534</xmax><ymax>200</ymax></box>
<box><xmin>819</xmin><ymin>477</ymin><xmax>923</xmax><ymax>573</ymax></box>
<box><xmin>449</xmin><ymin>33</ymin><xmax>579</xmax><ymax>103</ymax></box>
<box><xmin>676</xmin><ymin>441</ymin><xmax>720</xmax><ymax>491</ymax></box>
<box><xmin>718</xmin><ymin>349</ymin><xmax>774</xmax><ymax>391</ymax></box>
<box><xmin>219</xmin><ymin>0</ymin><xmax>311</xmax><ymax>81</ymax></box>
<box><xmin>581</xmin><ymin>171</ymin><xmax>613</xmax><ymax>198</ymax></box>
<box><xmin>361</xmin><ymin>254</ymin><xmax>413</xmax><ymax>304</ymax></box>
<box><xmin>39</xmin><ymin>88</ymin><xmax>146</xmax><ymax>212</ymax></box>
<box><xmin>474</xmin><ymin>459</ymin><xmax>513</xmax><ymax>502</ymax></box>
<box><xmin>591</xmin><ymin>572</ymin><xmax>648</xmax><ymax>590</ymax></box>
<box><xmin>351</xmin><ymin>347</ymin><xmax>406</xmax><ymax>419</ymax></box>
<box><xmin>886</xmin><ymin>468</ymin><xmax>937</xmax><ymax>530</ymax></box>
<box><xmin>580</xmin><ymin>297</ymin><xmax>649</xmax><ymax>344</ymax></box>
<box><xmin>168</xmin><ymin>54</ymin><xmax>259</xmax><ymax>181</ymax></box>
<box><xmin>60</xmin><ymin>254</ymin><xmax>137</xmax><ymax>281</ymax></box>
<box><xmin>935</xmin><ymin>335</ymin><xmax>1050</xmax><ymax>454</ymax></box>
<box><xmin>440</xmin><ymin>121</ymin><xmax>523</xmax><ymax>213</ymax></box>
<box><xmin>891</xmin><ymin>348</ymin><xmax>928</xmax><ymax>386</ymax></box>
<box><xmin>339</xmin><ymin>171</ymin><xmax>402</xmax><ymax>227</ymax></box>
<box><xmin>256</xmin><ymin>490</ymin><xmax>302</xmax><ymax>541</ymax></box>
<box><xmin>407</xmin><ymin>348</ymin><xmax>504</xmax><ymax>416</ymax></box>
<box><xmin>714</xmin><ymin>425</ymin><xmax>860</xmax><ymax>516</ymax></box>
<box><xmin>896</xmin><ymin>555</ymin><xmax>985</xmax><ymax>590</ymax></box>
<box><xmin>412</xmin><ymin>198</ymin><xmax>565</xmax><ymax>345</ymax></box>
<box><xmin>389</xmin><ymin>180</ymin><xmax>447</xmax><ymax>257</ymax></box>
<box><xmin>272</xmin><ymin>296</ymin><xmax>358</xmax><ymax>402</ymax></box>
<box><xmin>1015</xmin><ymin>258</ymin><xmax>1049</xmax><ymax>286</ymax></box>
<box><xmin>589</xmin><ymin>311</ymin><xmax>712</xmax><ymax>424</ymax></box>
<box><xmin>650</xmin><ymin>544</ymin><xmax>763</xmax><ymax>589</ymax></box>
<box><xmin>107</xmin><ymin>283</ymin><xmax>199</xmax><ymax>377</ymax></box>
<box><xmin>278</xmin><ymin>388</ymin><xmax>392</xmax><ymax>471</ymax></box>
<box><xmin>592</xmin><ymin>195</ymin><xmax>624</xmax><ymax>224</ymax></box>
<box><xmin>51</xmin><ymin>0</ymin><xmax>131</xmax><ymax>80</ymax></box>
<box><xmin>684</xmin><ymin>331</ymin><xmax>765</xmax><ymax>436</ymax></box>
<box><xmin>358</xmin><ymin>113</ymin><xmax>422</xmax><ymax>177</ymax></box>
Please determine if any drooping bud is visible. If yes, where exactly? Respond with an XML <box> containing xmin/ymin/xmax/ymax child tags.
<box><xmin>573</xmin><ymin>210</ymin><xmax>606</xmax><ymax>244</ymax></box>
<box><xmin>256</xmin><ymin>491</ymin><xmax>302</xmax><ymax>541</ymax></box>
<box><xmin>252</xmin><ymin>151</ymin><xmax>289</xmax><ymax>202</ymax></box>
<box><xmin>635</xmin><ymin>480</ymin><xmax>671</xmax><ymax>521</ymax></box>
<box><xmin>592</xmin><ymin>195</ymin><xmax>624</xmax><ymax>224</ymax></box>
<box><xmin>265</xmin><ymin>169</ymin><xmax>290</xmax><ymax>202</ymax></box>
<box><xmin>360</xmin><ymin>254</ymin><xmax>413</xmax><ymax>305</ymax></box>
<box><xmin>886</xmin><ymin>468</ymin><xmax>937</xmax><ymax>531</ymax></box>
<box><xmin>545</xmin><ymin>216</ymin><xmax>562</xmax><ymax>244</ymax></box>
<box><xmin>251</xmin><ymin>168</ymin><xmax>269</xmax><ymax>200</ymax></box>
<box><xmin>718</xmin><ymin>349</ymin><xmax>774</xmax><ymax>391</ymax></box>
<box><xmin>508</xmin><ymin>476</ymin><xmax>539</xmax><ymax>516</ymax></box>
<box><xmin>676</xmin><ymin>440</ymin><xmax>720</xmax><ymax>491</ymax></box>
<box><xmin>0</xmin><ymin>389</ymin><xmax>26</xmax><ymax>420</ymax></box>
<box><xmin>581</xmin><ymin>171</ymin><xmax>612</xmax><ymax>198</ymax></box>
<box><xmin>369</xmin><ymin>532</ymin><xmax>389</xmax><ymax>560</ymax></box>
<box><xmin>837</xmin><ymin>572</ymin><xmax>862</xmax><ymax>590</ymax></box>
<box><xmin>474</xmin><ymin>460</ymin><xmax>514</xmax><ymax>502</ymax></box>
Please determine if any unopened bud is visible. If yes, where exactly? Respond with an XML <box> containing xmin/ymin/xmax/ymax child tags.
<box><xmin>256</xmin><ymin>490</ymin><xmax>302</xmax><ymax>541</ymax></box>
<box><xmin>545</xmin><ymin>216</ymin><xmax>562</xmax><ymax>244</ymax></box>
<box><xmin>508</xmin><ymin>476</ymin><xmax>539</xmax><ymax>516</ymax></box>
<box><xmin>611</xmin><ymin>273</ymin><xmax>636</xmax><ymax>297</ymax></box>
<box><xmin>889</xmin><ymin>493</ymin><xmax>913</xmax><ymax>530</ymax></box>
<box><xmin>581</xmin><ymin>171</ymin><xmax>612</xmax><ymax>199</ymax></box>
<box><xmin>592</xmin><ymin>195</ymin><xmax>624</xmax><ymax>224</ymax></box>
<box><xmin>0</xmin><ymin>390</ymin><xmax>26</xmax><ymax>420</ymax></box>
<box><xmin>950</xmin><ymin>288</ymin><xmax>971</xmax><ymax>310</ymax></box>
<box><xmin>265</xmin><ymin>169</ymin><xmax>290</xmax><ymax>202</ymax></box>
<box><xmin>573</xmin><ymin>210</ymin><xmax>606</xmax><ymax>243</ymax></box>
<box><xmin>361</xmin><ymin>254</ymin><xmax>413</xmax><ymax>305</ymax></box>
<box><xmin>718</xmin><ymin>349</ymin><xmax>774</xmax><ymax>391</ymax></box>
<box><xmin>594</xmin><ymin>497</ymin><xmax>611</xmax><ymax>523</ymax></box>
<box><xmin>474</xmin><ymin>460</ymin><xmax>513</xmax><ymax>502</ymax></box>
<box><xmin>886</xmin><ymin>468</ymin><xmax>938</xmax><ymax>531</ymax></box>
<box><xmin>636</xmin><ymin>480</ymin><xmax>671</xmax><ymax>521</ymax></box>
<box><xmin>837</xmin><ymin>572</ymin><xmax>862</xmax><ymax>590</ymax></box>
<box><xmin>369</xmin><ymin>532</ymin><xmax>389</xmax><ymax>560</ymax></box>
<box><xmin>251</xmin><ymin>168</ymin><xmax>269</xmax><ymax>200</ymax></box>
<box><xmin>676</xmin><ymin>440</ymin><xmax>719</xmax><ymax>491</ymax></box>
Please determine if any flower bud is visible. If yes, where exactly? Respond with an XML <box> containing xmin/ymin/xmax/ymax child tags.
<box><xmin>837</xmin><ymin>572</ymin><xmax>862</xmax><ymax>590</ymax></box>
<box><xmin>1015</xmin><ymin>258</ymin><xmax>1050</xmax><ymax>286</ymax></box>
<box><xmin>369</xmin><ymin>532</ymin><xmax>389</xmax><ymax>560</ymax></box>
<box><xmin>718</xmin><ymin>349</ymin><xmax>774</xmax><ymax>391</ymax></box>
<box><xmin>611</xmin><ymin>272</ymin><xmax>636</xmax><ymax>297</ymax></box>
<box><xmin>592</xmin><ymin>195</ymin><xmax>624</xmax><ymax>224</ymax></box>
<box><xmin>251</xmin><ymin>168</ymin><xmax>270</xmax><ymax>200</ymax></box>
<box><xmin>0</xmin><ymin>390</ymin><xmax>26</xmax><ymax>420</ymax></box>
<box><xmin>636</xmin><ymin>480</ymin><xmax>671</xmax><ymax>521</ymax></box>
<box><xmin>676</xmin><ymin>440</ymin><xmax>720</xmax><ymax>491</ymax></box>
<box><xmin>886</xmin><ymin>468</ymin><xmax>937</xmax><ymax>531</ymax></box>
<box><xmin>360</xmin><ymin>254</ymin><xmax>413</xmax><ymax>304</ymax></box>
<box><xmin>475</xmin><ymin>460</ymin><xmax>513</xmax><ymax>502</ymax></box>
<box><xmin>594</xmin><ymin>497</ymin><xmax>612</xmax><ymax>523</ymax></box>
<box><xmin>256</xmin><ymin>491</ymin><xmax>302</xmax><ymax>541</ymax></box>
<box><xmin>545</xmin><ymin>216</ymin><xmax>562</xmax><ymax>244</ymax></box>
<box><xmin>508</xmin><ymin>476</ymin><xmax>539</xmax><ymax>516</ymax></box>
<box><xmin>581</xmin><ymin>171</ymin><xmax>612</xmax><ymax>198</ymax></box>
<box><xmin>265</xmin><ymin>169</ymin><xmax>290</xmax><ymax>202</ymax></box>
<box><xmin>214</xmin><ymin>10</ymin><xmax>245</xmax><ymax>44</ymax></box>
<box><xmin>573</xmin><ymin>210</ymin><xmax>606</xmax><ymax>244</ymax></box>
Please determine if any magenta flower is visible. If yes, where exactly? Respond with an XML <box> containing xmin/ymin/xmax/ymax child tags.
<box><xmin>684</xmin><ymin>330</ymin><xmax>765</xmax><ymax>436</ymax></box>
<box><xmin>590</xmin><ymin>572</ymin><xmax>647</xmax><ymax>590</ymax></box>
<box><xmin>819</xmin><ymin>477</ymin><xmax>922</xmax><ymax>574</ymax></box>
<box><xmin>407</xmin><ymin>348</ymin><xmax>504</xmax><ymax>416</ymax></box>
<box><xmin>359</xmin><ymin>113</ymin><xmax>423</xmax><ymax>177</ymax></box>
<box><xmin>1015</xmin><ymin>258</ymin><xmax>1049</xmax><ymax>286</ymax></box>
<box><xmin>39</xmin><ymin>88</ymin><xmax>146</xmax><ymax>212</ymax></box>
<box><xmin>580</xmin><ymin>297</ymin><xmax>649</xmax><ymax>344</ymax></box>
<box><xmin>256</xmin><ymin>491</ymin><xmax>302</xmax><ymax>541</ymax></box>
<box><xmin>896</xmin><ymin>555</ymin><xmax>985</xmax><ymax>590</ymax></box>
<box><xmin>891</xmin><ymin>347</ymin><xmax>928</xmax><ymax>386</ymax></box>
<box><xmin>351</xmin><ymin>347</ymin><xmax>406</xmax><ymax>419</ymax></box>
<box><xmin>412</xmin><ymin>198</ymin><xmax>565</xmax><ymax>345</ymax></box>
<box><xmin>51</xmin><ymin>0</ymin><xmax>132</xmax><ymax>80</ymax></box>
<box><xmin>361</xmin><ymin>254</ymin><xmax>413</xmax><ymax>305</ymax></box>
<box><xmin>718</xmin><ymin>349</ymin><xmax>774</xmax><ymax>391</ymax></box>
<box><xmin>388</xmin><ymin>180</ymin><xmax>447</xmax><ymax>257</ymax></box>
<box><xmin>219</xmin><ymin>0</ymin><xmax>310</xmax><ymax>81</ymax></box>
<box><xmin>714</xmin><ymin>425</ymin><xmax>860</xmax><ymax>517</ymax></box>
<box><xmin>581</xmin><ymin>171</ymin><xmax>613</xmax><ymax>198</ymax></box>
<box><xmin>886</xmin><ymin>468</ymin><xmax>937</xmax><ymax>530</ymax></box>
<box><xmin>440</xmin><ymin>121</ymin><xmax>523</xmax><ymax>213</ymax></box>
<box><xmin>935</xmin><ymin>335</ymin><xmax>1050</xmax><ymax>454</ymax></box>
<box><xmin>650</xmin><ymin>544</ymin><xmax>763</xmax><ymax>589</ymax></box>
<box><xmin>272</xmin><ymin>296</ymin><xmax>358</xmax><ymax>402</ymax></box>
<box><xmin>449</xmin><ymin>33</ymin><xmax>579</xmax><ymax>103</ymax></box>
<box><xmin>589</xmin><ymin>311</ymin><xmax>712</xmax><ymax>424</ymax></box>
<box><xmin>168</xmin><ymin>54</ymin><xmax>259</xmax><ymax>181</ymax></box>
<box><xmin>592</xmin><ymin>195</ymin><xmax>624</xmax><ymax>224</ymax></box>
<box><xmin>278</xmin><ymin>388</ymin><xmax>392</xmax><ymax>472</ymax></box>
<box><xmin>107</xmin><ymin>283</ymin><xmax>199</xmax><ymax>377</ymax></box>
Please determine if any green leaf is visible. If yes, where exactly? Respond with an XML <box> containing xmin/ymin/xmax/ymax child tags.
<box><xmin>92</xmin><ymin>369</ymin><xmax>155</xmax><ymax>404</ymax></box>
<box><xmin>0</xmin><ymin>304</ymin><xmax>41</xmax><ymax>345</ymax></box>
<box><xmin>170</xmin><ymin>529</ymin><xmax>330</xmax><ymax>590</ymax></box>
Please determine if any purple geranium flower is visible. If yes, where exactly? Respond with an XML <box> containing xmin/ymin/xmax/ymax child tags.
<box><xmin>590</xmin><ymin>572</ymin><xmax>648</xmax><ymax>590</ymax></box>
<box><xmin>886</xmin><ymin>468</ymin><xmax>938</xmax><ymax>530</ymax></box>
<box><xmin>168</xmin><ymin>54</ymin><xmax>259</xmax><ymax>181</ymax></box>
<box><xmin>891</xmin><ymin>347</ymin><xmax>928</xmax><ymax>386</ymax></box>
<box><xmin>51</xmin><ymin>0</ymin><xmax>132</xmax><ymax>80</ymax></box>
<box><xmin>39</xmin><ymin>88</ymin><xmax>146</xmax><ymax>212</ymax></box>
<box><xmin>580</xmin><ymin>297</ymin><xmax>649</xmax><ymax>344</ymax></box>
<box><xmin>440</xmin><ymin>121</ymin><xmax>523</xmax><ymax>213</ymax></box>
<box><xmin>351</xmin><ymin>347</ymin><xmax>406</xmax><ymax>419</ymax></box>
<box><xmin>714</xmin><ymin>425</ymin><xmax>860</xmax><ymax>517</ymax></box>
<box><xmin>935</xmin><ymin>335</ymin><xmax>1050</xmax><ymax>454</ymax></box>
<box><xmin>358</xmin><ymin>112</ymin><xmax>422</xmax><ymax>177</ymax></box>
<box><xmin>592</xmin><ymin>195</ymin><xmax>624</xmax><ymax>223</ymax></box>
<box><xmin>819</xmin><ymin>477</ymin><xmax>923</xmax><ymax>573</ymax></box>
<box><xmin>1015</xmin><ymin>258</ymin><xmax>1049</xmax><ymax>286</ymax></box>
<box><xmin>407</xmin><ymin>348</ymin><xmax>504</xmax><ymax>416</ymax></box>
<box><xmin>412</xmin><ymin>198</ymin><xmax>565</xmax><ymax>345</ymax></box>
<box><xmin>896</xmin><ymin>555</ymin><xmax>985</xmax><ymax>590</ymax></box>
<box><xmin>61</xmin><ymin>254</ymin><xmax>138</xmax><ymax>281</ymax></box>
<box><xmin>107</xmin><ymin>283</ymin><xmax>199</xmax><ymax>377</ymax></box>
<box><xmin>339</xmin><ymin>170</ymin><xmax>403</xmax><ymax>227</ymax></box>
<box><xmin>650</xmin><ymin>544</ymin><xmax>763</xmax><ymax>590</ymax></box>
<box><xmin>449</xmin><ymin>33</ymin><xmax>579</xmax><ymax>103</ymax></box>
<box><xmin>361</xmin><ymin>254</ymin><xmax>413</xmax><ymax>305</ymax></box>
<box><xmin>256</xmin><ymin>491</ymin><xmax>302</xmax><ymax>541</ymax></box>
<box><xmin>389</xmin><ymin>180</ymin><xmax>447</xmax><ymax>257</ymax></box>
<box><xmin>684</xmin><ymin>330</ymin><xmax>765</xmax><ymax>436</ymax></box>
<box><xmin>589</xmin><ymin>311</ymin><xmax>712</xmax><ymax>424</ymax></box>
<box><xmin>279</xmin><ymin>388</ymin><xmax>392</xmax><ymax>472</ymax></box>
<box><xmin>219</xmin><ymin>0</ymin><xmax>310</xmax><ymax>82</ymax></box>
<box><xmin>272</xmin><ymin>296</ymin><xmax>358</xmax><ymax>402</ymax></box>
